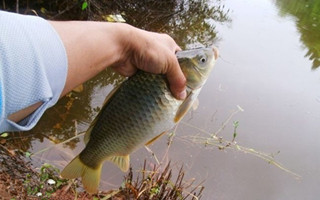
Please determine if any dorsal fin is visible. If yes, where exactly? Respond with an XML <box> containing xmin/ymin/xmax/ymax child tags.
<box><xmin>84</xmin><ymin>84</ymin><xmax>121</xmax><ymax>145</ymax></box>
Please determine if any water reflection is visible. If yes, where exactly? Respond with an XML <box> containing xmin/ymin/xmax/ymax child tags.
<box><xmin>7</xmin><ymin>69</ymin><xmax>124</xmax><ymax>151</ymax></box>
<box><xmin>275</xmin><ymin>0</ymin><xmax>320</xmax><ymax>69</ymax></box>
<box><xmin>107</xmin><ymin>0</ymin><xmax>231</xmax><ymax>48</ymax></box>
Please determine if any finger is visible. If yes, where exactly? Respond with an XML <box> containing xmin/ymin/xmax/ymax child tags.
<box><xmin>166</xmin><ymin>56</ymin><xmax>186</xmax><ymax>100</ymax></box>
<box><xmin>175</xmin><ymin>45</ymin><xmax>182</xmax><ymax>52</ymax></box>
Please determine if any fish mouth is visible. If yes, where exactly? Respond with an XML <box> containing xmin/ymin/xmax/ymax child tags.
<box><xmin>212</xmin><ymin>46</ymin><xmax>219</xmax><ymax>60</ymax></box>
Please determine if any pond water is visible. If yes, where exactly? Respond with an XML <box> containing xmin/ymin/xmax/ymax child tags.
<box><xmin>7</xmin><ymin>0</ymin><xmax>320</xmax><ymax>199</ymax></box>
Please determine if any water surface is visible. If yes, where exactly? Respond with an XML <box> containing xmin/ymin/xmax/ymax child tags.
<box><xmin>8</xmin><ymin>0</ymin><xmax>320</xmax><ymax>199</ymax></box>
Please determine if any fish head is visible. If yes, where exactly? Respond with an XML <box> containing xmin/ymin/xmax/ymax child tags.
<box><xmin>177</xmin><ymin>46</ymin><xmax>218</xmax><ymax>90</ymax></box>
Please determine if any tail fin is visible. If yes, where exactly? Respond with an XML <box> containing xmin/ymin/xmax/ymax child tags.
<box><xmin>60</xmin><ymin>156</ymin><xmax>102</xmax><ymax>194</ymax></box>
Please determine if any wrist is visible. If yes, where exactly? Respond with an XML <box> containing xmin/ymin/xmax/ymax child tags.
<box><xmin>113</xmin><ymin>23</ymin><xmax>139</xmax><ymax>64</ymax></box>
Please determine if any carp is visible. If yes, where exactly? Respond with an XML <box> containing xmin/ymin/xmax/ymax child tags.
<box><xmin>61</xmin><ymin>47</ymin><xmax>218</xmax><ymax>193</ymax></box>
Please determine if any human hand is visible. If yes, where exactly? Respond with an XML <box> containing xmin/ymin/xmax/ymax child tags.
<box><xmin>112</xmin><ymin>26</ymin><xmax>187</xmax><ymax>100</ymax></box>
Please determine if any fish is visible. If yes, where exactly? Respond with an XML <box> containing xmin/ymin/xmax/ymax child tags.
<box><xmin>60</xmin><ymin>46</ymin><xmax>219</xmax><ymax>193</ymax></box>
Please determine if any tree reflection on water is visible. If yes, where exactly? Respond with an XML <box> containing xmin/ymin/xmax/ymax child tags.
<box><xmin>275</xmin><ymin>0</ymin><xmax>320</xmax><ymax>69</ymax></box>
<box><xmin>2</xmin><ymin>0</ymin><xmax>230</xmax><ymax>153</ymax></box>
<box><xmin>106</xmin><ymin>0</ymin><xmax>231</xmax><ymax>48</ymax></box>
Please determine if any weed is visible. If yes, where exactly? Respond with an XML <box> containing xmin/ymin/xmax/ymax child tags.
<box><xmin>232</xmin><ymin>120</ymin><xmax>239</xmax><ymax>142</ymax></box>
<box><xmin>106</xmin><ymin>160</ymin><xmax>204</xmax><ymax>199</ymax></box>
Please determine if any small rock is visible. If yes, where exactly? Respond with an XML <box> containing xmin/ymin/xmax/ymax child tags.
<box><xmin>36</xmin><ymin>192</ymin><xmax>42</xmax><ymax>197</ymax></box>
<box><xmin>47</xmin><ymin>179</ymin><xmax>56</xmax><ymax>185</ymax></box>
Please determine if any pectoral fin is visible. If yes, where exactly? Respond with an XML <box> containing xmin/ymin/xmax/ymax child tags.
<box><xmin>145</xmin><ymin>131</ymin><xmax>167</xmax><ymax>146</ymax></box>
<box><xmin>174</xmin><ymin>89</ymin><xmax>201</xmax><ymax>123</ymax></box>
<box><xmin>108</xmin><ymin>155</ymin><xmax>130</xmax><ymax>172</ymax></box>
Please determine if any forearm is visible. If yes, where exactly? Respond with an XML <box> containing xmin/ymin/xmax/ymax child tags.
<box><xmin>49</xmin><ymin>21</ymin><xmax>132</xmax><ymax>97</ymax></box>
<box><xmin>8</xmin><ymin>21</ymin><xmax>131</xmax><ymax>122</ymax></box>
<box><xmin>7</xmin><ymin>21</ymin><xmax>146</xmax><ymax>123</ymax></box>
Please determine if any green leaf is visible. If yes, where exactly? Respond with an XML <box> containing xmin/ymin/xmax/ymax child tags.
<box><xmin>233</xmin><ymin>121</ymin><xmax>239</xmax><ymax>128</ymax></box>
<box><xmin>42</xmin><ymin>163</ymin><xmax>52</xmax><ymax>169</ymax></box>
<box><xmin>1</xmin><ymin>132</ymin><xmax>9</xmax><ymax>137</ymax></box>
<box><xmin>40</xmin><ymin>173</ymin><xmax>49</xmax><ymax>182</ymax></box>
<box><xmin>82</xmin><ymin>1</ymin><xmax>88</xmax><ymax>10</ymax></box>
<box><xmin>25</xmin><ymin>151</ymin><xmax>31</xmax><ymax>158</ymax></box>
<box><xmin>56</xmin><ymin>180</ymin><xmax>63</xmax><ymax>188</ymax></box>
<box><xmin>40</xmin><ymin>7</ymin><xmax>47</xmax><ymax>14</ymax></box>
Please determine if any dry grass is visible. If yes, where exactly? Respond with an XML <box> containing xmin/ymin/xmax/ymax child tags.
<box><xmin>109</xmin><ymin>160</ymin><xmax>204</xmax><ymax>200</ymax></box>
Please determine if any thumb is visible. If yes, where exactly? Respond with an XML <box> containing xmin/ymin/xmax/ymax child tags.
<box><xmin>166</xmin><ymin>57</ymin><xmax>186</xmax><ymax>100</ymax></box>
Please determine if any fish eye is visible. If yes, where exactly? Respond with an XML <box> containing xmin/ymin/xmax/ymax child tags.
<box><xmin>200</xmin><ymin>56</ymin><xmax>207</xmax><ymax>63</ymax></box>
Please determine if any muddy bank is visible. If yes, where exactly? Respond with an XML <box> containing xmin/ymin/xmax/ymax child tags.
<box><xmin>0</xmin><ymin>144</ymin><xmax>94</xmax><ymax>199</ymax></box>
<box><xmin>0</xmin><ymin>143</ymin><xmax>204</xmax><ymax>200</ymax></box>
<box><xmin>0</xmin><ymin>145</ymin><xmax>39</xmax><ymax>199</ymax></box>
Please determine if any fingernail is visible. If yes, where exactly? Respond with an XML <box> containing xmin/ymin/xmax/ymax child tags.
<box><xmin>178</xmin><ymin>90</ymin><xmax>187</xmax><ymax>100</ymax></box>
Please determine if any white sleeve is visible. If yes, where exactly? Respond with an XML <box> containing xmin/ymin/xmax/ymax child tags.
<box><xmin>0</xmin><ymin>11</ymin><xmax>68</xmax><ymax>132</ymax></box>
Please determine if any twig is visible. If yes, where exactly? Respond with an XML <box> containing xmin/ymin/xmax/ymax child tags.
<box><xmin>15</xmin><ymin>0</ymin><xmax>19</xmax><ymax>13</ymax></box>
<box><xmin>31</xmin><ymin>131</ymin><xmax>85</xmax><ymax>157</ymax></box>
<box><xmin>160</xmin><ymin>126</ymin><xmax>177</xmax><ymax>165</ymax></box>
<box><xmin>73</xmin><ymin>120</ymin><xmax>78</xmax><ymax>136</ymax></box>
<box><xmin>212</xmin><ymin>105</ymin><xmax>243</xmax><ymax>137</ymax></box>
<box><xmin>49</xmin><ymin>2</ymin><xmax>78</xmax><ymax>20</ymax></box>
<box><xmin>144</xmin><ymin>146</ymin><xmax>160</xmax><ymax>165</ymax></box>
